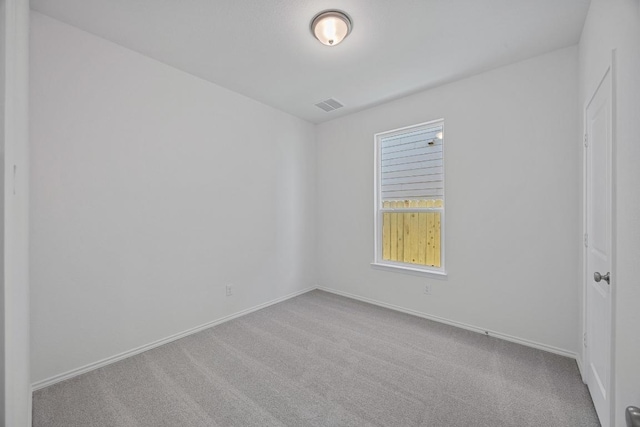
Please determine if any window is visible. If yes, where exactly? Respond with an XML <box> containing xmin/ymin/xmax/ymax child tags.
<box><xmin>373</xmin><ymin>120</ymin><xmax>445</xmax><ymax>275</ymax></box>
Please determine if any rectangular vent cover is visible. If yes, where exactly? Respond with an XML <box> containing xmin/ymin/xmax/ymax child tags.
<box><xmin>315</xmin><ymin>98</ymin><xmax>344</xmax><ymax>112</ymax></box>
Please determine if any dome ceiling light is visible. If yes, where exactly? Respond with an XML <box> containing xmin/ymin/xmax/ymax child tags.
<box><xmin>310</xmin><ymin>10</ymin><xmax>352</xmax><ymax>46</ymax></box>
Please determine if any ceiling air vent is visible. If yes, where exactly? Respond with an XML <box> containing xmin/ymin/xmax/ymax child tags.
<box><xmin>314</xmin><ymin>98</ymin><xmax>344</xmax><ymax>112</ymax></box>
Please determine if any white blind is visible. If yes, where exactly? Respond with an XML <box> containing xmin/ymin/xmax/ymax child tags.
<box><xmin>380</xmin><ymin>124</ymin><xmax>443</xmax><ymax>202</ymax></box>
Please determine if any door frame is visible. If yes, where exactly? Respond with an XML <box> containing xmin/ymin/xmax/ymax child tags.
<box><xmin>581</xmin><ymin>49</ymin><xmax>617</xmax><ymax>427</ymax></box>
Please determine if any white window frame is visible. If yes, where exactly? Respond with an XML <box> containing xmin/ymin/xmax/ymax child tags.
<box><xmin>372</xmin><ymin>119</ymin><xmax>446</xmax><ymax>277</ymax></box>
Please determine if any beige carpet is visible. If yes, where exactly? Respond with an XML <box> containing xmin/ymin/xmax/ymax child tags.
<box><xmin>33</xmin><ymin>290</ymin><xmax>599</xmax><ymax>426</ymax></box>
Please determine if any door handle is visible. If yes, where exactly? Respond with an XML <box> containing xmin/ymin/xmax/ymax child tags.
<box><xmin>627</xmin><ymin>406</ymin><xmax>640</xmax><ymax>427</ymax></box>
<box><xmin>594</xmin><ymin>271</ymin><xmax>610</xmax><ymax>284</ymax></box>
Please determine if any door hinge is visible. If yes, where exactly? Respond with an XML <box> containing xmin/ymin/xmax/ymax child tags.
<box><xmin>584</xmin><ymin>133</ymin><xmax>588</xmax><ymax>147</ymax></box>
<box><xmin>583</xmin><ymin>333</ymin><xmax>587</xmax><ymax>348</ymax></box>
<box><xmin>584</xmin><ymin>233</ymin><xmax>588</xmax><ymax>247</ymax></box>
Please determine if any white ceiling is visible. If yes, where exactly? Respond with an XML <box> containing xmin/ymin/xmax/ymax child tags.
<box><xmin>30</xmin><ymin>0</ymin><xmax>590</xmax><ymax>123</ymax></box>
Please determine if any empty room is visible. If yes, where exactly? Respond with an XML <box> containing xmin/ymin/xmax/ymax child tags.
<box><xmin>1</xmin><ymin>0</ymin><xmax>639</xmax><ymax>426</ymax></box>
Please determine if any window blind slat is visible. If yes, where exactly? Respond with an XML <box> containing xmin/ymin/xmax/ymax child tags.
<box><xmin>382</xmin><ymin>173</ymin><xmax>444</xmax><ymax>185</ymax></box>
<box><xmin>382</xmin><ymin>145</ymin><xmax>442</xmax><ymax>160</ymax></box>
<box><xmin>381</xmin><ymin>189</ymin><xmax>444</xmax><ymax>199</ymax></box>
<box><xmin>383</xmin><ymin>181</ymin><xmax>443</xmax><ymax>192</ymax></box>
<box><xmin>381</xmin><ymin>159</ymin><xmax>443</xmax><ymax>174</ymax></box>
<box><xmin>382</xmin><ymin>166</ymin><xmax>444</xmax><ymax>179</ymax></box>
<box><xmin>381</xmin><ymin>138</ymin><xmax>442</xmax><ymax>154</ymax></box>
<box><xmin>382</xmin><ymin>197</ymin><xmax>444</xmax><ymax>203</ymax></box>
<box><xmin>382</xmin><ymin>152</ymin><xmax>442</xmax><ymax>167</ymax></box>
<box><xmin>381</xmin><ymin>127</ymin><xmax>442</xmax><ymax>148</ymax></box>
<box><xmin>381</xmin><ymin>130</ymin><xmax>429</xmax><ymax>146</ymax></box>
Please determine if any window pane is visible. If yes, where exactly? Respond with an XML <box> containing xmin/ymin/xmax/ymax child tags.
<box><xmin>381</xmin><ymin>199</ymin><xmax>442</xmax><ymax>267</ymax></box>
<box><xmin>380</xmin><ymin>125</ymin><xmax>443</xmax><ymax>205</ymax></box>
<box><xmin>376</xmin><ymin>120</ymin><xmax>444</xmax><ymax>273</ymax></box>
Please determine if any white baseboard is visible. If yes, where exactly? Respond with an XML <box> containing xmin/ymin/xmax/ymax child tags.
<box><xmin>575</xmin><ymin>355</ymin><xmax>586</xmax><ymax>383</ymax></box>
<box><xmin>32</xmin><ymin>287</ymin><xmax>315</xmax><ymax>391</ymax></box>
<box><xmin>317</xmin><ymin>286</ymin><xmax>578</xmax><ymax>360</ymax></box>
<box><xmin>34</xmin><ymin>285</ymin><xmax>579</xmax><ymax>392</ymax></box>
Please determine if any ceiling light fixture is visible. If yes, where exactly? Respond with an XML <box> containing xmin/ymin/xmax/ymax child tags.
<box><xmin>311</xmin><ymin>10</ymin><xmax>352</xmax><ymax>46</ymax></box>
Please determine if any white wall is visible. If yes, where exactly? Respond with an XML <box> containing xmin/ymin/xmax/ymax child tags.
<box><xmin>30</xmin><ymin>12</ymin><xmax>316</xmax><ymax>384</ymax></box>
<box><xmin>0</xmin><ymin>0</ymin><xmax>5</xmax><ymax>419</ymax></box>
<box><xmin>317</xmin><ymin>46</ymin><xmax>580</xmax><ymax>354</ymax></box>
<box><xmin>579</xmin><ymin>1</ymin><xmax>640</xmax><ymax>425</ymax></box>
<box><xmin>2</xmin><ymin>0</ymin><xmax>30</xmax><ymax>425</ymax></box>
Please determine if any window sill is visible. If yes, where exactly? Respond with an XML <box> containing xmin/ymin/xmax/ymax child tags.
<box><xmin>370</xmin><ymin>262</ymin><xmax>448</xmax><ymax>279</ymax></box>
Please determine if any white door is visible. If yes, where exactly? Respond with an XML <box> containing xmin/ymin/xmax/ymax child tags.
<box><xmin>584</xmin><ymin>64</ymin><xmax>614</xmax><ymax>427</ymax></box>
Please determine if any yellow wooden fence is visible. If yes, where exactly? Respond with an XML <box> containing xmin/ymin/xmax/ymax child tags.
<box><xmin>382</xmin><ymin>199</ymin><xmax>442</xmax><ymax>267</ymax></box>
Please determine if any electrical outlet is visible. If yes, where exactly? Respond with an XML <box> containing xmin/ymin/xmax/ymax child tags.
<box><xmin>226</xmin><ymin>284</ymin><xmax>233</xmax><ymax>296</ymax></box>
<box><xmin>424</xmin><ymin>284</ymin><xmax>431</xmax><ymax>295</ymax></box>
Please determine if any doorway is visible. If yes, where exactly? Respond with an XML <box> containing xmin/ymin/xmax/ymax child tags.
<box><xmin>583</xmin><ymin>53</ymin><xmax>616</xmax><ymax>427</ymax></box>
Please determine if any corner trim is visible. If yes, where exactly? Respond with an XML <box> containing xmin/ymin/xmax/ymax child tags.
<box><xmin>317</xmin><ymin>286</ymin><xmax>577</xmax><ymax>360</ymax></box>
<box><xmin>576</xmin><ymin>354</ymin><xmax>585</xmax><ymax>383</ymax></box>
<box><xmin>32</xmin><ymin>287</ymin><xmax>316</xmax><ymax>391</ymax></box>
